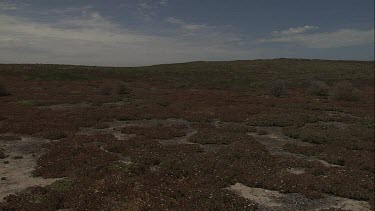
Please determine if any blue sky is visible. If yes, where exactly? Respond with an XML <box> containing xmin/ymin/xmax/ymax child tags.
<box><xmin>0</xmin><ymin>0</ymin><xmax>373</xmax><ymax>66</ymax></box>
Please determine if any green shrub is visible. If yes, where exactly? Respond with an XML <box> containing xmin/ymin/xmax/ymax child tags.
<box><xmin>307</xmin><ymin>81</ymin><xmax>330</xmax><ymax>96</ymax></box>
<box><xmin>331</xmin><ymin>81</ymin><xmax>360</xmax><ymax>101</ymax></box>
<box><xmin>270</xmin><ymin>80</ymin><xmax>287</xmax><ymax>97</ymax></box>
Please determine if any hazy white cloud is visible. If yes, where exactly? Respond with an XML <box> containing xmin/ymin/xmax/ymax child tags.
<box><xmin>159</xmin><ymin>0</ymin><xmax>168</xmax><ymax>6</ymax></box>
<box><xmin>0</xmin><ymin>12</ymin><xmax>258</xmax><ymax>66</ymax></box>
<box><xmin>272</xmin><ymin>25</ymin><xmax>319</xmax><ymax>36</ymax></box>
<box><xmin>137</xmin><ymin>0</ymin><xmax>168</xmax><ymax>21</ymax></box>
<box><xmin>164</xmin><ymin>17</ymin><xmax>245</xmax><ymax>47</ymax></box>
<box><xmin>0</xmin><ymin>0</ymin><xmax>29</xmax><ymax>10</ymax></box>
<box><xmin>261</xmin><ymin>28</ymin><xmax>374</xmax><ymax>48</ymax></box>
<box><xmin>1</xmin><ymin>4</ymin><xmax>372</xmax><ymax>66</ymax></box>
<box><xmin>261</xmin><ymin>29</ymin><xmax>374</xmax><ymax>48</ymax></box>
<box><xmin>166</xmin><ymin>17</ymin><xmax>209</xmax><ymax>31</ymax></box>
<box><xmin>263</xmin><ymin>25</ymin><xmax>374</xmax><ymax>48</ymax></box>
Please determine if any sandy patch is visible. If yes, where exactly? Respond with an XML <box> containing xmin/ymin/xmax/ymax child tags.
<box><xmin>248</xmin><ymin>127</ymin><xmax>341</xmax><ymax>167</ymax></box>
<box><xmin>227</xmin><ymin>183</ymin><xmax>371</xmax><ymax>211</ymax></box>
<box><xmin>286</xmin><ymin>168</ymin><xmax>306</xmax><ymax>175</ymax></box>
<box><xmin>0</xmin><ymin>135</ymin><xmax>59</xmax><ymax>202</ymax></box>
<box><xmin>227</xmin><ymin>183</ymin><xmax>283</xmax><ymax>207</ymax></box>
<box><xmin>37</xmin><ymin>102</ymin><xmax>93</xmax><ymax>110</ymax></box>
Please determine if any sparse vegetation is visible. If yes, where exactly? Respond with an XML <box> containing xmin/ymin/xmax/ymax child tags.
<box><xmin>0</xmin><ymin>60</ymin><xmax>373</xmax><ymax>210</ymax></box>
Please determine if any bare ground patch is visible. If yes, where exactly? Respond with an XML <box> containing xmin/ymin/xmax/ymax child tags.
<box><xmin>248</xmin><ymin>127</ymin><xmax>342</xmax><ymax>167</ymax></box>
<box><xmin>227</xmin><ymin>183</ymin><xmax>371</xmax><ymax>211</ymax></box>
<box><xmin>0</xmin><ymin>135</ymin><xmax>60</xmax><ymax>202</ymax></box>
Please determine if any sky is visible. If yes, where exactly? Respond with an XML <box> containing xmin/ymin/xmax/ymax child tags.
<box><xmin>0</xmin><ymin>0</ymin><xmax>374</xmax><ymax>66</ymax></box>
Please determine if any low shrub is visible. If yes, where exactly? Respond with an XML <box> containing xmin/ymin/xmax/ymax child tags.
<box><xmin>98</xmin><ymin>83</ymin><xmax>113</xmax><ymax>95</ymax></box>
<box><xmin>35</xmin><ymin>130</ymin><xmax>68</xmax><ymax>140</ymax></box>
<box><xmin>270</xmin><ymin>80</ymin><xmax>287</xmax><ymax>97</ymax></box>
<box><xmin>114</xmin><ymin>82</ymin><xmax>131</xmax><ymax>95</ymax></box>
<box><xmin>307</xmin><ymin>81</ymin><xmax>330</xmax><ymax>96</ymax></box>
<box><xmin>257</xmin><ymin>129</ymin><xmax>268</xmax><ymax>135</ymax></box>
<box><xmin>0</xmin><ymin>148</ymin><xmax>7</xmax><ymax>159</ymax></box>
<box><xmin>98</xmin><ymin>81</ymin><xmax>131</xmax><ymax>96</ymax></box>
<box><xmin>121</xmin><ymin>125</ymin><xmax>187</xmax><ymax>140</ymax></box>
<box><xmin>0</xmin><ymin>81</ymin><xmax>10</xmax><ymax>96</ymax></box>
<box><xmin>331</xmin><ymin>81</ymin><xmax>360</xmax><ymax>101</ymax></box>
<box><xmin>189</xmin><ymin>128</ymin><xmax>249</xmax><ymax>145</ymax></box>
<box><xmin>48</xmin><ymin>179</ymin><xmax>74</xmax><ymax>192</ymax></box>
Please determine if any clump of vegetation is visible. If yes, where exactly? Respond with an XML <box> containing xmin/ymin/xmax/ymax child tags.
<box><xmin>0</xmin><ymin>135</ymin><xmax>22</xmax><ymax>141</ymax></box>
<box><xmin>110</xmin><ymin>162</ymin><xmax>148</xmax><ymax>176</ymax></box>
<box><xmin>93</xmin><ymin>122</ymin><xmax>110</xmax><ymax>129</ymax></box>
<box><xmin>98</xmin><ymin>83</ymin><xmax>113</xmax><ymax>95</ymax></box>
<box><xmin>219</xmin><ymin>123</ymin><xmax>257</xmax><ymax>133</ymax></box>
<box><xmin>270</xmin><ymin>80</ymin><xmax>287</xmax><ymax>97</ymax></box>
<box><xmin>0</xmin><ymin>81</ymin><xmax>10</xmax><ymax>96</ymax></box>
<box><xmin>13</xmin><ymin>155</ymin><xmax>24</xmax><ymax>160</ymax></box>
<box><xmin>189</xmin><ymin>128</ymin><xmax>249</xmax><ymax>145</ymax></box>
<box><xmin>307</xmin><ymin>81</ymin><xmax>330</xmax><ymax>96</ymax></box>
<box><xmin>257</xmin><ymin>129</ymin><xmax>268</xmax><ymax>135</ymax></box>
<box><xmin>0</xmin><ymin>148</ymin><xmax>7</xmax><ymax>159</ymax></box>
<box><xmin>331</xmin><ymin>81</ymin><xmax>360</xmax><ymax>101</ymax></box>
<box><xmin>114</xmin><ymin>82</ymin><xmax>130</xmax><ymax>95</ymax></box>
<box><xmin>17</xmin><ymin>100</ymin><xmax>41</xmax><ymax>107</ymax></box>
<box><xmin>48</xmin><ymin>179</ymin><xmax>74</xmax><ymax>192</ymax></box>
<box><xmin>360</xmin><ymin>119</ymin><xmax>374</xmax><ymax>129</ymax></box>
<box><xmin>36</xmin><ymin>130</ymin><xmax>68</xmax><ymax>140</ymax></box>
<box><xmin>99</xmin><ymin>81</ymin><xmax>131</xmax><ymax>95</ymax></box>
<box><xmin>121</xmin><ymin>125</ymin><xmax>187</xmax><ymax>140</ymax></box>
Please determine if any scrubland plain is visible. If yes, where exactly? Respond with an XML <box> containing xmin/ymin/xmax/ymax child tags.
<box><xmin>0</xmin><ymin>59</ymin><xmax>374</xmax><ymax>210</ymax></box>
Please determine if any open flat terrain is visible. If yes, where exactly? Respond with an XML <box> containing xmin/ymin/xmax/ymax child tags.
<box><xmin>0</xmin><ymin>59</ymin><xmax>374</xmax><ymax>210</ymax></box>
